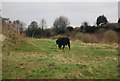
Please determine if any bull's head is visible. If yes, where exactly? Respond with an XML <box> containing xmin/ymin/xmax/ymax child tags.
<box><xmin>56</xmin><ymin>40</ymin><xmax>58</xmax><ymax>44</ymax></box>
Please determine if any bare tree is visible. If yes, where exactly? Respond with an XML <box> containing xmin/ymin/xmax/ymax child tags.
<box><xmin>81</xmin><ymin>21</ymin><xmax>89</xmax><ymax>33</ymax></box>
<box><xmin>39</xmin><ymin>19</ymin><xmax>47</xmax><ymax>30</ymax></box>
<box><xmin>13</xmin><ymin>20</ymin><xmax>26</xmax><ymax>34</ymax></box>
<box><xmin>53</xmin><ymin>16</ymin><xmax>70</xmax><ymax>35</ymax></box>
<box><xmin>82</xmin><ymin>21</ymin><xmax>89</xmax><ymax>26</ymax></box>
<box><xmin>53</xmin><ymin>16</ymin><xmax>70</xmax><ymax>28</ymax></box>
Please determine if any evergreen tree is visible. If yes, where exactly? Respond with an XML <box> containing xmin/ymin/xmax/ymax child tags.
<box><xmin>96</xmin><ymin>15</ymin><xmax>108</xmax><ymax>26</ymax></box>
<box><xmin>118</xmin><ymin>18</ymin><xmax>120</xmax><ymax>23</ymax></box>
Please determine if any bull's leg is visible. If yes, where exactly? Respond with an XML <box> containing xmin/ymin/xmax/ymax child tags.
<box><xmin>58</xmin><ymin>44</ymin><xmax>62</xmax><ymax>49</ymax></box>
<box><xmin>68</xmin><ymin>43</ymin><xmax>70</xmax><ymax>50</ymax></box>
<box><xmin>62</xmin><ymin>45</ymin><xmax>65</xmax><ymax>49</ymax></box>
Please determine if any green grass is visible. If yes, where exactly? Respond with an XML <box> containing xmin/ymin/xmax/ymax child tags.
<box><xmin>2</xmin><ymin>38</ymin><xmax>118</xmax><ymax>79</ymax></box>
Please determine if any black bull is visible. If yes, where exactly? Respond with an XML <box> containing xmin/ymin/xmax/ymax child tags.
<box><xmin>56</xmin><ymin>37</ymin><xmax>70</xmax><ymax>50</ymax></box>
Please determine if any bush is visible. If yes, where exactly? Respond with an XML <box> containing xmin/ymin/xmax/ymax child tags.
<box><xmin>103</xmin><ymin>30</ymin><xmax>118</xmax><ymax>44</ymax></box>
<box><xmin>75</xmin><ymin>33</ymin><xmax>98</xmax><ymax>43</ymax></box>
<box><xmin>52</xmin><ymin>30</ymin><xmax>118</xmax><ymax>44</ymax></box>
<box><xmin>67</xmin><ymin>26</ymin><xmax>74</xmax><ymax>31</ymax></box>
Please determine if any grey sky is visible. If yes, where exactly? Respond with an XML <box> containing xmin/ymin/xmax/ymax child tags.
<box><xmin>118</xmin><ymin>1</ymin><xmax>120</xmax><ymax>18</ymax></box>
<box><xmin>2</xmin><ymin>2</ymin><xmax>118</xmax><ymax>28</ymax></box>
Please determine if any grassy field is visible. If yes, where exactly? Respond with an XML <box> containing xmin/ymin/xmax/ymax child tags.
<box><xmin>2</xmin><ymin>38</ymin><xmax>118</xmax><ymax>79</ymax></box>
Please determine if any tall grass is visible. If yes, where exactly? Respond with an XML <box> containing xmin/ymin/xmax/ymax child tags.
<box><xmin>75</xmin><ymin>33</ymin><xmax>98</xmax><ymax>43</ymax></box>
<box><xmin>102</xmin><ymin>30</ymin><xmax>118</xmax><ymax>44</ymax></box>
<box><xmin>73</xmin><ymin>30</ymin><xmax>118</xmax><ymax>44</ymax></box>
<box><xmin>2</xmin><ymin>20</ymin><xmax>26</xmax><ymax>53</ymax></box>
<box><xmin>2</xmin><ymin>20</ymin><xmax>25</xmax><ymax>40</ymax></box>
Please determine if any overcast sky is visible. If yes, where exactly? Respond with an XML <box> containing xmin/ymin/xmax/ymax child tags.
<box><xmin>2</xmin><ymin>2</ymin><xmax>118</xmax><ymax>28</ymax></box>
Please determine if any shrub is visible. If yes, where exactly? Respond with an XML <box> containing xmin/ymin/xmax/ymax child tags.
<box><xmin>67</xmin><ymin>26</ymin><xmax>74</xmax><ymax>32</ymax></box>
<box><xmin>103</xmin><ymin>30</ymin><xmax>118</xmax><ymax>44</ymax></box>
<box><xmin>75</xmin><ymin>33</ymin><xmax>98</xmax><ymax>43</ymax></box>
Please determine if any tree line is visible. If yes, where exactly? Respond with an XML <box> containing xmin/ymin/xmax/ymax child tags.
<box><xmin>2</xmin><ymin>15</ymin><xmax>120</xmax><ymax>38</ymax></box>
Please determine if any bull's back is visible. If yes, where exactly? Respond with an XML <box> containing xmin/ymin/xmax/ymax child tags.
<box><xmin>58</xmin><ymin>37</ymin><xmax>70</xmax><ymax>45</ymax></box>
